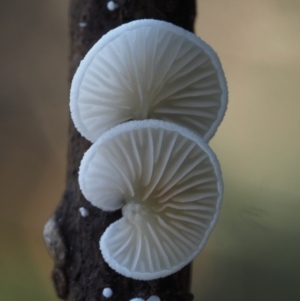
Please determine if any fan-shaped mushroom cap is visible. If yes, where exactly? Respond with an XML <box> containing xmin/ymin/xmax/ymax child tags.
<box><xmin>79</xmin><ymin>120</ymin><xmax>223</xmax><ymax>280</ymax></box>
<box><xmin>70</xmin><ymin>19</ymin><xmax>227</xmax><ymax>143</ymax></box>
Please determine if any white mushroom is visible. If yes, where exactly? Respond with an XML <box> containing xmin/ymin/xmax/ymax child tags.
<box><xmin>79</xmin><ymin>120</ymin><xmax>223</xmax><ymax>280</ymax></box>
<box><xmin>70</xmin><ymin>19</ymin><xmax>227</xmax><ymax>143</ymax></box>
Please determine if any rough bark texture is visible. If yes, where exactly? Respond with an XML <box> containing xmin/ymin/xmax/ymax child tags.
<box><xmin>47</xmin><ymin>1</ymin><xmax>197</xmax><ymax>300</ymax></box>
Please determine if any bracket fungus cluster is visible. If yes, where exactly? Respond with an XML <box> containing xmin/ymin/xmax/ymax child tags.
<box><xmin>70</xmin><ymin>20</ymin><xmax>227</xmax><ymax>281</ymax></box>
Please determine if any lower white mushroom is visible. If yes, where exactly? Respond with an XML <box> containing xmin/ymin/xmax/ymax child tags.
<box><xmin>79</xmin><ymin>120</ymin><xmax>223</xmax><ymax>280</ymax></box>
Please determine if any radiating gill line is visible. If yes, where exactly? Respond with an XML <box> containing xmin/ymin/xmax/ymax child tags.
<box><xmin>129</xmin><ymin>131</ymin><xmax>142</xmax><ymax>179</ymax></box>
<box><xmin>146</xmin><ymin>222</ymin><xmax>171</xmax><ymax>269</ymax></box>
<box><xmin>156</xmin><ymin>216</ymin><xmax>184</xmax><ymax>260</ymax></box>
<box><xmin>124</xmin><ymin>35</ymin><xmax>145</xmax><ymax>107</ymax></box>
<box><xmin>104</xmin><ymin>150</ymin><xmax>135</xmax><ymax>197</ymax></box>
<box><xmin>146</xmin><ymin>28</ymin><xmax>159</xmax><ymax>93</ymax></box>
<box><xmin>137</xmin><ymin>128</ymin><xmax>144</xmax><ymax>147</ymax></box>
<box><xmin>141</xmin><ymin>132</ymin><xmax>178</xmax><ymax>202</ymax></box>
<box><xmin>192</xmin><ymin>77</ymin><xmax>218</xmax><ymax>89</ymax></box>
<box><xmin>115</xmin><ymin>139</ymin><xmax>136</xmax><ymax>182</ymax></box>
<box><xmin>180</xmin><ymin>116</ymin><xmax>208</xmax><ymax>131</ymax></box>
<box><xmin>121</xmin><ymin>243</ymin><xmax>133</xmax><ymax>266</ymax></box>
<box><xmin>131</xmin><ymin>226</ymin><xmax>142</xmax><ymax>271</ymax></box>
<box><xmin>140</xmin><ymin>30</ymin><xmax>147</xmax><ymax>75</ymax></box>
<box><xmin>150</xmin><ymin>34</ymin><xmax>179</xmax><ymax>101</ymax></box>
<box><xmin>95</xmin><ymin>40</ymin><xmax>127</xmax><ymax>73</ymax></box>
<box><xmin>169</xmin><ymin>93</ymin><xmax>220</xmax><ymax>104</ymax></box>
<box><xmin>108</xmin><ymin>223</ymin><xmax>132</xmax><ymax>244</ymax></box>
<box><xmin>142</xmin><ymin>128</ymin><xmax>154</xmax><ymax>187</ymax></box>
<box><xmin>87</xmin><ymin>116</ymin><xmax>130</xmax><ymax>134</ymax></box>
<box><xmin>157</xmin><ymin>177</ymin><xmax>215</xmax><ymax>204</ymax></box>
<box><xmin>152</xmin><ymin>246</ymin><xmax>161</xmax><ymax>271</ymax></box>
<box><xmin>81</xmin><ymin>88</ymin><xmax>121</xmax><ymax>104</ymax></box>
<box><xmin>167</xmin><ymin>53</ymin><xmax>209</xmax><ymax>85</ymax></box>
<box><xmin>111</xmin><ymin>228</ymin><xmax>133</xmax><ymax>258</ymax></box>
<box><xmin>165</xmin><ymin>212</ymin><xmax>208</xmax><ymax>229</ymax></box>
<box><xmin>143</xmin><ymin>234</ymin><xmax>154</xmax><ymax>272</ymax></box>
<box><xmin>166</xmin><ymin>45</ymin><xmax>201</xmax><ymax>82</ymax></box>
<box><xmin>159</xmin><ymin>231</ymin><xmax>182</xmax><ymax>262</ymax></box>
<box><xmin>155</xmin><ymin>36</ymin><xmax>185</xmax><ymax>90</ymax></box>
<box><xmin>172</xmin><ymin>136</ymin><xmax>187</xmax><ymax>156</ymax></box>
<box><xmin>88</xmin><ymin>159</ymin><xmax>115</xmax><ymax>174</ymax></box>
<box><xmin>82</xmin><ymin>93</ymin><xmax>131</xmax><ymax>109</ymax></box>
<box><xmin>80</xmin><ymin>105</ymin><xmax>120</xmax><ymax>116</ymax></box>
<box><xmin>162</xmin><ymin>240</ymin><xmax>177</xmax><ymax>266</ymax></box>
<box><xmin>88</xmin><ymin>169</ymin><xmax>125</xmax><ymax>194</ymax></box>
<box><xmin>155</xmin><ymin>107</ymin><xmax>216</xmax><ymax>119</ymax></box>
<box><xmin>83</xmin><ymin>116</ymin><xmax>117</xmax><ymax>129</ymax></box>
<box><xmin>185</xmin><ymin>210</ymin><xmax>214</xmax><ymax>219</ymax></box>
<box><xmin>157</xmin><ymin>215</ymin><xmax>195</xmax><ymax>250</ymax></box>
<box><xmin>174</xmin><ymin>39</ymin><xmax>194</xmax><ymax>61</ymax></box>
<box><xmin>156</xmin><ymin>144</ymin><xmax>196</xmax><ymax>196</ymax></box>
<box><xmin>154</xmin><ymin>202</ymin><xmax>215</xmax><ymax>212</ymax></box>
<box><xmin>96</xmin><ymin>55</ymin><xmax>134</xmax><ymax>93</ymax></box>
<box><xmin>81</xmin><ymin>73</ymin><xmax>106</xmax><ymax>88</ymax></box>
<box><xmin>86</xmin><ymin>68</ymin><xmax>127</xmax><ymax>94</ymax></box>
<box><xmin>107</xmin><ymin>43</ymin><xmax>133</xmax><ymax>84</ymax></box>
<box><xmin>172</xmin><ymin>192</ymin><xmax>218</xmax><ymax>203</ymax></box>
<box><xmin>196</xmin><ymin>183</ymin><xmax>218</xmax><ymax>190</ymax></box>
<box><xmin>154</xmin><ymin>130</ymin><xmax>164</xmax><ymax>164</ymax></box>
<box><xmin>178</xmin><ymin>194</ymin><xmax>218</xmax><ymax>208</ymax></box>
<box><xmin>92</xmin><ymin>60</ymin><xmax>111</xmax><ymax>79</ymax></box>
<box><xmin>118</xmin><ymin>35</ymin><xmax>135</xmax><ymax>80</ymax></box>
<box><xmin>170</xmin><ymin>87</ymin><xmax>220</xmax><ymax>97</ymax></box>
<box><xmin>176</xmin><ymin>165</ymin><xmax>213</xmax><ymax>185</ymax></box>
<box><xmin>169</xmin><ymin>220</ymin><xmax>200</xmax><ymax>237</ymax></box>
<box><xmin>154</xmin><ymin>68</ymin><xmax>217</xmax><ymax>104</ymax></box>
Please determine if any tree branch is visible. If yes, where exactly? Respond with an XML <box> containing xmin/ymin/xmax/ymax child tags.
<box><xmin>45</xmin><ymin>0</ymin><xmax>196</xmax><ymax>300</ymax></box>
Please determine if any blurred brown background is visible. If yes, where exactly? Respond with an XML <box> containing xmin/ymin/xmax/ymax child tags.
<box><xmin>0</xmin><ymin>0</ymin><xmax>299</xmax><ymax>300</ymax></box>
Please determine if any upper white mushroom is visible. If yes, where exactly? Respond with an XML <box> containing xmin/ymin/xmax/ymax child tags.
<box><xmin>79</xmin><ymin>120</ymin><xmax>223</xmax><ymax>280</ymax></box>
<box><xmin>70</xmin><ymin>19</ymin><xmax>227</xmax><ymax>142</ymax></box>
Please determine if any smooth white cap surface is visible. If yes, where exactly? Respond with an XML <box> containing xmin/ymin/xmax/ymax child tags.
<box><xmin>70</xmin><ymin>19</ymin><xmax>227</xmax><ymax>142</ymax></box>
<box><xmin>79</xmin><ymin>120</ymin><xmax>223</xmax><ymax>280</ymax></box>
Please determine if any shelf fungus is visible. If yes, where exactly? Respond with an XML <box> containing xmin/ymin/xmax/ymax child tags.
<box><xmin>79</xmin><ymin>120</ymin><xmax>223</xmax><ymax>280</ymax></box>
<box><xmin>70</xmin><ymin>19</ymin><xmax>227</xmax><ymax>143</ymax></box>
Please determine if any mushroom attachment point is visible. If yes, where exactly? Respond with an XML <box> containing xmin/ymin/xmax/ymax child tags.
<box><xmin>70</xmin><ymin>19</ymin><xmax>227</xmax><ymax>143</ymax></box>
<box><xmin>79</xmin><ymin>120</ymin><xmax>223</xmax><ymax>280</ymax></box>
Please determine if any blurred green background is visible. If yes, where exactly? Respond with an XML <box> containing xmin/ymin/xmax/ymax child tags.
<box><xmin>0</xmin><ymin>0</ymin><xmax>299</xmax><ymax>300</ymax></box>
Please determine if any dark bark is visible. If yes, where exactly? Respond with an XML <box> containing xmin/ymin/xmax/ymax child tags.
<box><xmin>46</xmin><ymin>1</ymin><xmax>196</xmax><ymax>300</ymax></box>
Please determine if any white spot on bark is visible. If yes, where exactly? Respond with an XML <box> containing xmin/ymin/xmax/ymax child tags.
<box><xmin>79</xmin><ymin>22</ymin><xmax>87</xmax><ymax>28</ymax></box>
<box><xmin>79</xmin><ymin>207</ymin><xmax>89</xmax><ymax>217</ymax></box>
<box><xmin>103</xmin><ymin>287</ymin><xmax>113</xmax><ymax>298</ymax></box>
<box><xmin>107</xmin><ymin>1</ymin><xmax>119</xmax><ymax>11</ymax></box>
